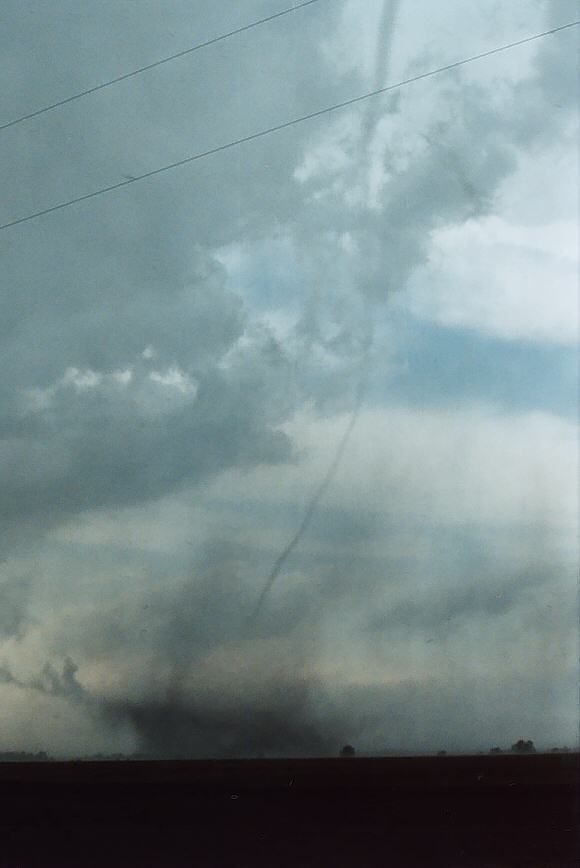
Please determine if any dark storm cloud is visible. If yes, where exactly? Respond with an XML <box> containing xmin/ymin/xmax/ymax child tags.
<box><xmin>1</xmin><ymin>356</ymin><xmax>292</xmax><ymax>539</ymax></box>
<box><xmin>0</xmin><ymin>256</ymin><xmax>299</xmax><ymax>557</ymax></box>
<box><xmin>102</xmin><ymin>675</ymin><xmax>340</xmax><ymax>759</ymax></box>
<box><xmin>0</xmin><ymin>0</ymin><xmax>343</xmax><ymax>555</ymax></box>
<box><xmin>12</xmin><ymin>539</ymin><xmax>336</xmax><ymax>757</ymax></box>
<box><xmin>0</xmin><ymin>576</ymin><xmax>32</xmax><ymax>639</ymax></box>
<box><xmin>367</xmin><ymin>563</ymin><xmax>563</xmax><ymax>639</ymax></box>
<box><xmin>0</xmin><ymin>0</ymin><xmax>577</xmax><ymax>757</ymax></box>
<box><xmin>59</xmin><ymin>537</ymin><xmax>314</xmax><ymax>666</ymax></box>
<box><xmin>0</xmin><ymin>0</ymin><xmax>572</xmax><ymax>555</ymax></box>
<box><xmin>0</xmin><ymin>654</ymin><xmax>88</xmax><ymax>700</ymax></box>
<box><xmin>31</xmin><ymin>656</ymin><xmax>88</xmax><ymax>703</ymax></box>
<box><xmin>2</xmin><ymin>518</ymin><xmax>576</xmax><ymax>756</ymax></box>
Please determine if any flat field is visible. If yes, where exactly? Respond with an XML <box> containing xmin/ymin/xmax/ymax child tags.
<box><xmin>0</xmin><ymin>753</ymin><xmax>577</xmax><ymax>867</ymax></box>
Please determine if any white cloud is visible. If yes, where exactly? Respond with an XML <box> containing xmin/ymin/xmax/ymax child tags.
<box><xmin>61</xmin><ymin>367</ymin><xmax>103</xmax><ymax>390</ymax></box>
<box><xmin>112</xmin><ymin>368</ymin><xmax>133</xmax><ymax>385</ymax></box>
<box><xmin>149</xmin><ymin>366</ymin><xmax>198</xmax><ymax>396</ymax></box>
<box><xmin>401</xmin><ymin>216</ymin><xmax>578</xmax><ymax>345</ymax></box>
<box><xmin>22</xmin><ymin>365</ymin><xmax>134</xmax><ymax>413</ymax></box>
<box><xmin>294</xmin><ymin>115</ymin><xmax>357</xmax><ymax>185</ymax></box>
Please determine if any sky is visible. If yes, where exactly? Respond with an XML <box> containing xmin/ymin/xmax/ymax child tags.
<box><xmin>0</xmin><ymin>0</ymin><xmax>578</xmax><ymax>758</ymax></box>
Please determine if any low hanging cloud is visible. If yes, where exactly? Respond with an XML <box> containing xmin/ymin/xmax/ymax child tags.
<box><xmin>210</xmin><ymin>404</ymin><xmax>577</xmax><ymax>534</ymax></box>
<box><xmin>0</xmin><ymin>576</ymin><xmax>32</xmax><ymax>640</ymax></box>
<box><xmin>1</xmin><ymin>320</ymin><xmax>295</xmax><ymax>557</ymax></box>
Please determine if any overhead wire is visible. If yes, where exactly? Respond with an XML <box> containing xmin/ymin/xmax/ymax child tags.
<box><xmin>0</xmin><ymin>0</ymin><xmax>327</xmax><ymax>133</ymax></box>
<box><xmin>0</xmin><ymin>19</ymin><xmax>577</xmax><ymax>234</ymax></box>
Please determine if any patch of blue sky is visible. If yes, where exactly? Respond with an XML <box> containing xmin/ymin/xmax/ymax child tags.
<box><xmin>216</xmin><ymin>236</ymin><xmax>307</xmax><ymax>315</ymax></box>
<box><xmin>368</xmin><ymin>310</ymin><xmax>577</xmax><ymax>420</ymax></box>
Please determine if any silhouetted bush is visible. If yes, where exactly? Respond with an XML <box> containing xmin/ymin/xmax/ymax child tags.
<box><xmin>339</xmin><ymin>745</ymin><xmax>355</xmax><ymax>758</ymax></box>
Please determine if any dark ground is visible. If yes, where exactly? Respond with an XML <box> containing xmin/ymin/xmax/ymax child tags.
<box><xmin>0</xmin><ymin>753</ymin><xmax>577</xmax><ymax>867</ymax></box>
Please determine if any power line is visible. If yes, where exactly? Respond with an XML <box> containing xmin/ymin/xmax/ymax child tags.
<box><xmin>0</xmin><ymin>0</ymin><xmax>327</xmax><ymax>134</ymax></box>
<box><xmin>1</xmin><ymin>20</ymin><xmax>577</xmax><ymax>234</ymax></box>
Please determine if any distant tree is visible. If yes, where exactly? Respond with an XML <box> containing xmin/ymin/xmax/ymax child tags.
<box><xmin>0</xmin><ymin>751</ymin><xmax>49</xmax><ymax>762</ymax></box>
<box><xmin>340</xmin><ymin>745</ymin><xmax>355</xmax><ymax>758</ymax></box>
<box><xmin>550</xmin><ymin>746</ymin><xmax>571</xmax><ymax>753</ymax></box>
<box><xmin>511</xmin><ymin>739</ymin><xmax>536</xmax><ymax>754</ymax></box>
<box><xmin>489</xmin><ymin>747</ymin><xmax>503</xmax><ymax>754</ymax></box>
<box><xmin>437</xmin><ymin>750</ymin><xmax>447</xmax><ymax>757</ymax></box>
